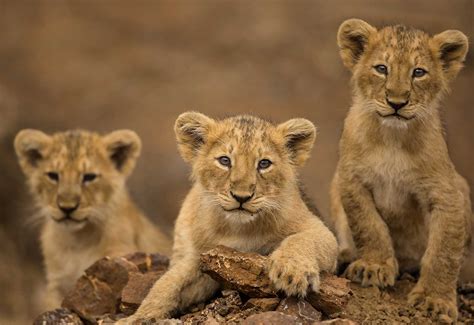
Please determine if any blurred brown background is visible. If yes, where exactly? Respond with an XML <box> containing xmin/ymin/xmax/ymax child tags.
<box><xmin>0</xmin><ymin>0</ymin><xmax>472</xmax><ymax>323</ymax></box>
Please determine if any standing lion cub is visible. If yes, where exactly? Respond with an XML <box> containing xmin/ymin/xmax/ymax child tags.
<box><xmin>330</xmin><ymin>19</ymin><xmax>472</xmax><ymax>322</ymax></box>
<box><xmin>14</xmin><ymin>129</ymin><xmax>171</xmax><ymax>309</ymax></box>
<box><xmin>121</xmin><ymin>112</ymin><xmax>338</xmax><ymax>322</ymax></box>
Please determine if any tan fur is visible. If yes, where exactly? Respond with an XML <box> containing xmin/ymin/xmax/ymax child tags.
<box><xmin>331</xmin><ymin>19</ymin><xmax>472</xmax><ymax>321</ymax></box>
<box><xmin>14</xmin><ymin>129</ymin><xmax>171</xmax><ymax>309</ymax></box>
<box><xmin>121</xmin><ymin>112</ymin><xmax>338</xmax><ymax>322</ymax></box>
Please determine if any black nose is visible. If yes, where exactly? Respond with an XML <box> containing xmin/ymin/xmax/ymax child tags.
<box><xmin>387</xmin><ymin>99</ymin><xmax>408</xmax><ymax>111</ymax></box>
<box><xmin>58</xmin><ymin>203</ymin><xmax>79</xmax><ymax>215</ymax></box>
<box><xmin>231</xmin><ymin>192</ymin><xmax>253</xmax><ymax>204</ymax></box>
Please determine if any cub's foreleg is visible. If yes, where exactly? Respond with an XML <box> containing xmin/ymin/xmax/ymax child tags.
<box><xmin>408</xmin><ymin>181</ymin><xmax>468</xmax><ymax>320</ymax></box>
<box><xmin>339</xmin><ymin>175</ymin><xmax>398</xmax><ymax>288</ymax></box>
<box><xmin>268</xmin><ymin>218</ymin><xmax>338</xmax><ymax>296</ymax></box>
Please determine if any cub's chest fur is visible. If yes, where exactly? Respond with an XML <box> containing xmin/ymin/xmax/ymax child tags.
<box><xmin>362</xmin><ymin>147</ymin><xmax>420</xmax><ymax>220</ymax></box>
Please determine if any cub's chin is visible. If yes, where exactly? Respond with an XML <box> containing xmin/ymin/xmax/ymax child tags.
<box><xmin>223</xmin><ymin>209</ymin><xmax>259</xmax><ymax>224</ymax></box>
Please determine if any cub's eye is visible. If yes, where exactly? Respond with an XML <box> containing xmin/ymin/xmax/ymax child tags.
<box><xmin>374</xmin><ymin>64</ymin><xmax>388</xmax><ymax>75</ymax></box>
<box><xmin>413</xmin><ymin>68</ymin><xmax>427</xmax><ymax>78</ymax></box>
<box><xmin>46</xmin><ymin>172</ymin><xmax>59</xmax><ymax>182</ymax></box>
<box><xmin>217</xmin><ymin>156</ymin><xmax>231</xmax><ymax>167</ymax></box>
<box><xmin>258</xmin><ymin>159</ymin><xmax>272</xmax><ymax>170</ymax></box>
<box><xmin>83</xmin><ymin>173</ymin><xmax>97</xmax><ymax>183</ymax></box>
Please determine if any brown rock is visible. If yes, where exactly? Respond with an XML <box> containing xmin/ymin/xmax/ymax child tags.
<box><xmin>241</xmin><ymin>311</ymin><xmax>300</xmax><ymax>324</ymax></box>
<box><xmin>200</xmin><ymin>246</ymin><xmax>351</xmax><ymax>317</ymax></box>
<box><xmin>124</xmin><ymin>252</ymin><xmax>170</xmax><ymax>273</ymax></box>
<box><xmin>244</xmin><ymin>298</ymin><xmax>281</xmax><ymax>312</ymax></box>
<box><xmin>120</xmin><ymin>270</ymin><xmax>165</xmax><ymax>315</ymax></box>
<box><xmin>62</xmin><ymin>256</ymin><xmax>139</xmax><ymax>321</ymax></box>
<box><xmin>33</xmin><ymin>308</ymin><xmax>83</xmax><ymax>325</ymax></box>
<box><xmin>200</xmin><ymin>246</ymin><xmax>276</xmax><ymax>298</ymax></box>
<box><xmin>306</xmin><ymin>274</ymin><xmax>351</xmax><ymax>317</ymax></box>
<box><xmin>84</xmin><ymin>256</ymin><xmax>138</xmax><ymax>295</ymax></box>
<box><xmin>276</xmin><ymin>296</ymin><xmax>322</xmax><ymax>324</ymax></box>
<box><xmin>315</xmin><ymin>319</ymin><xmax>358</xmax><ymax>324</ymax></box>
<box><xmin>62</xmin><ymin>275</ymin><xmax>116</xmax><ymax>322</ymax></box>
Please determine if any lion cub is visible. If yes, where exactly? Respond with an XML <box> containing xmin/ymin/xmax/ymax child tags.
<box><xmin>121</xmin><ymin>112</ymin><xmax>338</xmax><ymax>322</ymax></box>
<box><xmin>330</xmin><ymin>19</ymin><xmax>472</xmax><ymax>321</ymax></box>
<box><xmin>14</xmin><ymin>129</ymin><xmax>171</xmax><ymax>308</ymax></box>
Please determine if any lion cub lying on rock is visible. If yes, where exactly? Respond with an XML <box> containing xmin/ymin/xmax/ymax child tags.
<box><xmin>330</xmin><ymin>19</ymin><xmax>472</xmax><ymax>322</ymax></box>
<box><xmin>14</xmin><ymin>129</ymin><xmax>171</xmax><ymax>309</ymax></box>
<box><xmin>122</xmin><ymin>112</ymin><xmax>338</xmax><ymax>322</ymax></box>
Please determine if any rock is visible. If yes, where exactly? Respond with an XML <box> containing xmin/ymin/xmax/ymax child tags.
<box><xmin>276</xmin><ymin>296</ymin><xmax>322</xmax><ymax>323</ymax></box>
<box><xmin>200</xmin><ymin>246</ymin><xmax>277</xmax><ymax>298</ymax></box>
<box><xmin>241</xmin><ymin>311</ymin><xmax>300</xmax><ymax>324</ymax></box>
<box><xmin>62</xmin><ymin>253</ymin><xmax>170</xmax><ymax>322</ymax></box>
<box><xmin>124</xmin><ymin>252</ymin><xmax>169</xmax><ymax>273</ymax></box>
<box><xmin>62</xmin><ymin>274</ymin><xmax>117</xmax><ymax>322</ymax></box>
<box><xmin>243</xmin><ymin>298</ymin><xmax>281</xmax><ymax>312</ymax></box>
<box><xmin>84</xmin><ymin>256</ymin><xmax>138</xmax><ymax>296</ymax></box>
<box><xmin>200</xmin><ymin>246</ymin><xmax>351</xmax><ymax>317</ymax></box>
<box><xmin>120</xmin><ymin>271</ymin><xmax>165</xmax><ymax>315</ymax></box>
<box><xmin>306</xmin><ymin>274</ymin><xmax>351</xmax><ymax>317</ymax></box>
<box><xmin>33</xmin><ymin>308</ymin><xmax>83</xmax><ymax>325</ymax></box>
<box><xmin>315</xmin><ymin>319</ymin><xmax>358</xmax><ymax>324</ymax></box>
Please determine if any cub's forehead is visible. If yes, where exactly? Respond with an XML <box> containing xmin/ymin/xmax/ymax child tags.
<box><xmin>373</xmin><ymin>25</ymin><xmax>432</xmax><ymax>60</ymax></box>
<box><xmin>215</xmin><ymin>115</ymin><xmax>277</xmax><ymax>152</ymax></box>
<box><xmin>47</xmin><ymin>130</ymin><xmax>105</xmax><ymax>166</ymax></box>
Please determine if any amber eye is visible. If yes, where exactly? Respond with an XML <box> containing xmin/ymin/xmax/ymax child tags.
<box><xmin>217</xmin><ymin>156</ymin><xmax>231</xmax><ymax>167</ymax></box>
<box><xmin>413</xmin><ymin>68</ymin><xmax>427</xmax><ymax>78</ymax></box>
<box><xmin>374</xmin><ymin>64</ymin><xmax>388</xmax><ymax>75</ymax></box>
<box><xmin>46</xmin><ymin>172</ymin><xmax>59</xmax><ymax>182</ymax></box>
<box><xmin>83</xmin><ymin>173</ymin><xmax>97</xmax><ymax>183</ymax></box>
<box><xmin>258</xmin><ymin>159</ymin><xmax>272</xmax><ymax>170</ymax></box>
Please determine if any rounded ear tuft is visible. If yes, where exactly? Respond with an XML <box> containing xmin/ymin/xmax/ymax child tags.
<box><xmin>14</xmin><ymin>129</ymin><xmax>51</xmax><ymax>173</ymax></box>
<box><xmin>102</xmin><ymin>129</ymin><xmax>142</xmax><ymax>176</ymax></box>
<box><xmin>174</xmin><ymin>111</ymin><xmax>214</xmax><ymax>163</ymax></box>
<box><xmin>431</xmin><ymin>30</ymin><xmax>469</xmax><ymax>81</ymax></box>
<box><xmin>277</xmin><ymin>118</ymin><xmax>316</xmax><ymax>167</ymax></box>
<box><xmin>337</xmin><ymin>18</ymin><xmax>377</xmax><ymax>70</ymax></box>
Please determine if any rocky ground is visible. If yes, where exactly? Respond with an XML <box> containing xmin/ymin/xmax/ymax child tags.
<box><xmin>34</xmin><ymin>246</ymin><xmax>474</xmax><ymax>325</ymax></box>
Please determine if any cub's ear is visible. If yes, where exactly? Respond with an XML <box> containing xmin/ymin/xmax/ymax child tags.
<box><xmin>337</xmin><ymin>18</ymin><xmax>377</xmax><ymax>70</ymax></box>
<box><xmin>277</xmin><ymin>118</ymin><xmax>316</xmax><ymax>167</ymax></box>
<box><xmin>14</xmin><ymin>129</ymin><xmax>52</xmax><ymax>174</ymax></box>
<box><xmin>174</xmin><ymin>111</ymin><xmax>215</xmax><ymax>163</ymax></box>
<box><xmin>431</xmin><ymin>30</ymin><xmax>469</xmax><ymax>81</ymax></box>
<box><xmin>102</xmin><ymin>130</ymin><xmax>142</xmax><ymax>176</ymax></box>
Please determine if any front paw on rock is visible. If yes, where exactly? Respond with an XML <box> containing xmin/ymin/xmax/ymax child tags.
<box><xmin>408</xmin><ymin>289</ymin><xmax>458</xmax><ymax>324</ymax></box>
<box><xmin>267</xmin><ymin>254</ymin><xmax>320</xmax><ymax>297</ymax></box>
<box><xmin>344</xmin><ymin>257</ymin><xmax>398</xmax><ymax>288</ymax></box>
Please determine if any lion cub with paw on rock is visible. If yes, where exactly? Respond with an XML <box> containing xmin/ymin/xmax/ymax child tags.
<box><xmin>14</xmin><ymin>129</ymin><xmax>172</xmax><ymax>309</ymax></box>
<box><xmin>330</xmin><ymin>19</ymin><xmax>472</xmax><ymax>322</ymax></box>
<box><xmin>121</xmin><ymin>112</ymin><xmax>338</xmax><ymax>322</ymax></box>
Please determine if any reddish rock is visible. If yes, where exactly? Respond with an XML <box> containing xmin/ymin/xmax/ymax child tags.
<box><xmin>62</xmin><ymin>275</ymin><xmax>116</xmax><ymax>322</ymax></box>
<box><xmin>200</xmin><ymin>246</ymin><xmax>351</xmax><ymax>317</ymax></box>
<box><xmin>33</xmin><ymin>308</ymin><xmax>83</xmax><ymax>325</ymax></box>
<box><xmin>315</xmin><ymin>319</ymin><xmax>358</xmax><ymax>324</ymax></box>
<box><xmin>62</xmin><ymin>256</ymin><xmax>138</xmax><ymax>321</ymax></box>
<box><xmin>306</xmin><ymin>274</ymin><xmax>351</xmax><ymax>317</ymax></box>
<box><xmin>276</xmin><ymin>296</ymin><xmax>322</xmax><ymax>323</ymax></box>
<box><xmin>241</xmin><ymin>311</ymin><xmax>300</xmax><ymax>324</ymax></box>
<box><xmin>120</xmin><ymin>271</ymin><xmax>165</xmax><ymax>315</ymax></box>
<box><xmin>200</xmin><ymin>246</ymin><xmax>277</xmax><ymax>298</ymax></box>
<box><xmin>124</xmin><ymin>252</ymin><xmax>169</xmax><ymax>273</ymax></box>
<box><xmin>243</xmin><ymin>298</ymin><xmax>281</xmax><ymax>312</ymax></box>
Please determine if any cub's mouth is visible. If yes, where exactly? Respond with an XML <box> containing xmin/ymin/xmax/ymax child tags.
<box><xmin>53</xmin><ymin>215</ymin><xmax>88</xmax><ymax>224</ymax></box>
<box><xmin>376</xmin><ymin>111</ymin><xmax>414</xmax><ymax>121</ymax></box>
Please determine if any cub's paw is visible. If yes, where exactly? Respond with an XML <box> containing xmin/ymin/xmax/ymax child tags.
<box><xmin>408</xmin><ymin>286</ymin><xmax>458</xmax><ymax>323</ymax></box>
<box><xmin>268</xmin><ymin>250</ymin><xmax>320</xmax><ymax>297</ymax></box>
<box><xmin>344</xmin><ymin>257</ymin><xmax>398</xmax><ymax>288</ymax></box>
